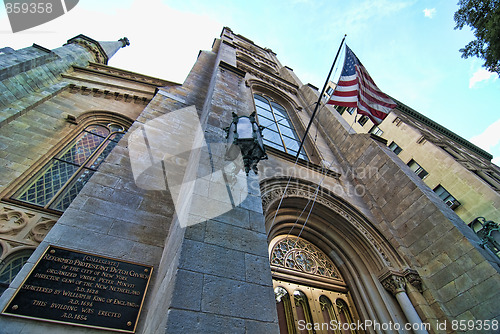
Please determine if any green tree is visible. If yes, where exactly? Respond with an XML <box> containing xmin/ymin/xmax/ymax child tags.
<box><xmin>454</xmin><ymin>0</ymin><xmax>500</xmax><ymax>75</ymax></box>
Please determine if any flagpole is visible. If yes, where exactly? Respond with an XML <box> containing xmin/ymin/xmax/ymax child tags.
<box><xmin>295</xmin><ymin>34</ymin><xmax>346</xmax><ymax>160</ymax></box>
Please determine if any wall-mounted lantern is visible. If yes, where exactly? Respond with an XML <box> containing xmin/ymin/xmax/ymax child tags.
<box><xmin>469</xmin><ymin>217</ymin><xmax>500</xmax><ymax>257</ymax></box>
<box><xmin>225</xmin><ymin>112</ymin><xmax>267</xmax><ymax>175</ymax></box>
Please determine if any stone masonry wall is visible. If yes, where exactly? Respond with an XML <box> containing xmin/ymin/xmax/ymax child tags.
<box><xmin>143</xmin><ymin>37</ymin><xmax>278</xmax><ymax>333</ymax></box>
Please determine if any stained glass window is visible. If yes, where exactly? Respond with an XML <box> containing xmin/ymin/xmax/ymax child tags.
<box><xmin>254</xmin><ymin>94</ymin><xmax>307</xmax><ymax>160</ymax></box>
<box><xmin>270</xmin><ymin>236</ymin><xmax>342</xmax><ymax>280</ymax></box>
<box><xmin>13</xmin><ymin>122</ymin><xmax>126</xmax><ymax>212</ymax></box>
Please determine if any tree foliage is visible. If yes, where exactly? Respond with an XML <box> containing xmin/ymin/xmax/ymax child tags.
<box><xmin>454</xmin><ymin>0</ymin><xmax>500</xmax><ymax>75</ymax></box>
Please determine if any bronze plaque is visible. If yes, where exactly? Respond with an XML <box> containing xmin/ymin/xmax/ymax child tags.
<box><xmin>2</xmin><ymin>245</ymin><xmax>153</xmax><ymax>333</ymax></box>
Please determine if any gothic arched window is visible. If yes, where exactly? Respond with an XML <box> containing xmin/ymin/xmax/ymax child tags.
<box><xmin>0</xmin><ymin>250</ymin><xmax>33</xmax><ymax>295</ymax></box>
<box><xmin>11</xmin><ymin>122</ymin><xmax>127</xmax><ymax>212</ymax></box>
<box><xmin>253</xmin><ymin>94</ymin><xmax>307</xmax><ymax>160</ymax></box>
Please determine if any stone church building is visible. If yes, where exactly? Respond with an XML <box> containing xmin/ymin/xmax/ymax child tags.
<box><xmin>0</xmin><ymin>27</ymin><xmax>499</xmax><ymax>333</ymax></box>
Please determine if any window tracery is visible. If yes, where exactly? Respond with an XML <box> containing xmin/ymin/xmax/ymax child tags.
<box><xmin>12</xmin><ymin>121</ymin><xmax>127</xmax><ymax>212</ymax></box>
<box><xmin>270</xmin><ymin>236</ymin><xmax>341</xmax><ymax>280</ymax></box>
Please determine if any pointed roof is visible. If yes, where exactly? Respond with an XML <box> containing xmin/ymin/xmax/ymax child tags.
<box><xmin>65</xmin><ymin>35</ymin><xmax>130</xmax><ymax>65</ymax></box>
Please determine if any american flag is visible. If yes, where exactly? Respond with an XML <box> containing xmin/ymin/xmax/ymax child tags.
<box><xmin>327</xmin><ymin>45</ymin><xmax>396</xmax><ymax>125</ymax></box>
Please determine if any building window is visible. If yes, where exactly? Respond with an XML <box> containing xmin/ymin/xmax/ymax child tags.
<box><xmin>12</xmin><ymin>122</ymin><xmax>127</xmax><ymax>212</ymax></box>
<box><xmin>326</xmin><ymin>87</ymin><xmax>334</xmax><ymax>96</ymax></box>
<box><xmin>388</xmin><ymin>141</ymin><xmax>402</xmax><ymax>155</ymax></box>
<box><xmin>335</xmin><ymin>106</ymin><xmax>346</xmax><ymax>115</ymax></box>
<box><xmin>254</xmin><ymin>94</ymin><xmax>307</xmax><ymax>160</ymax></box>
<box><xmin>0</xmin><ymin>250</ymin><xmax>33</xmax><ymax>295</ymax></box>
<box><xmin>369</xmin><ymin>125</ymin><xmax>384</xmax><ymax>136</ymax></box>
<box><xmin>358</xmin><ymin>115</ymin><xmax>369</xmax><ymax>126</ymax></box>
<box><xmin>392</xmin><ymin>117</ymin><xmax>402</xmax><ymax>126</ymax></box>
<box><xmin>334</xmin><ymin>106</ymin><xmax>355</xmax><ymax>116</ymax></box>
<box><xmin>407</xmin><ymin>159</ymin><xmax>428</xmax><ymax>179</ymax></box>
<box><xmin>433</xmin><ymin>185</ymin><xmax>461</xmax><ymax>210</ymax></box>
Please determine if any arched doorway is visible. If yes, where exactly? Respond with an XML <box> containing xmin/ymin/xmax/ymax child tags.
<box><xmin>261</xmin><ymin>177</ymin><xmax>420</xmax><ymax>333</ymax></box>
<box><xmin>270</xmin><ymin>235</ymin><xmax>361</xmax><ymax>334</ymax></box>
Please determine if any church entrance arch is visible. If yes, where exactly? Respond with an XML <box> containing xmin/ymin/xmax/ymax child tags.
<box><xmin>261</xmin><ymin>177</ymin><xmax>421</xmax><ymax>333</ymax></box>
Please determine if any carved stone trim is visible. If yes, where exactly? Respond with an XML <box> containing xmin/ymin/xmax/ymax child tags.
<box><xmin>380</xmin><ymin>271</ymin><xmax>406</xmax><ymax>295</ymax></box>
<box><xmin>403</xmin><ymin>268</ymin><xmax>423</xmax><ymax>292</ymax></box>
<box><xmin>0</xmin><ymin>208</ymin><xmax>32</xmax><ymax>234</ymax></box>
<box><xmin>238</xmin><ymin>62</ymin><xmax>298</xmax><ymax>95</ymax></box>
<box><xmin>83</xmin><ymin>63</ymin><xmax>176</xmax><ymax>87</ymax></box>
<box><xmin>67</xmin><ymin>84</ymin><xmax>150</xmax><ymax>104</ymax></box>
<box><xmin>261</xmin><ymin>181</ymin><xmax>392</xmax><ymax>266</ymax></box>
<box><xmin>26</xmin><ymin>218</ymin><xmax>57</xmax><ymax>243</ymax></box>
<box><xmin>0</xmin><ymin>202</ymin><xmax>59</xmax><ymax>261</ymax></box>
<box><xmin>65</xmin><ymin>35</ymin><xmax>108</xmax><ymax>64</ymax></box>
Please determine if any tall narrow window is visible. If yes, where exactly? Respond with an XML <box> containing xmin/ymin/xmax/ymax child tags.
<box><xmin>254</xmin><ymin>94</ymin><xmax>307</xmax><ymax>160</ymax></box>
<box><xmin>357</xmin><ymin>115</ymin><xmax>369</xmax><ymax>126</ymax></box>
<box><xmin>12</xmin><ymin>122</ymin><xmax>126</xmax><ymax>212</ymax></box>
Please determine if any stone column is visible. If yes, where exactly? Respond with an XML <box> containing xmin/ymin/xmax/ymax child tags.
<box><xmin>380</xmin><ymin>271</ymin><xmax>429</xmax><ymax>334</ymax></box>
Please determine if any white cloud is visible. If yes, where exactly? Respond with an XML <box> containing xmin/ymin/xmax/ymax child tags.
<box><xmin>0</xmin><ymin>0</ymin><xmax>222</xmax><ymax>83</ymax></box>
<box><xmin>423</xmin><ymin>8</ymin><xmax>436</xmax><ymax>18</ymax></box>
<box><xmin>469</xmin><ymin>68</ymin><xmax>496</xmax><ymax>88</ymax></box>
<box><xmin>470</xmin><ymin>119</ymin><xmax>500</xmax><ymax>153</ymax></box>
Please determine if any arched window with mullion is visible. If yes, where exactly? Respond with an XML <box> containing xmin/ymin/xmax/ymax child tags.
<box><xmin>254</xmin><ymin>94</ymin><xmax>307</xmax><ymax>160</ymax></box>
<box><xmin>12</xmin><ymin>122</ymin><xmax>126</xmax><ymax>212</ymax></box>
<box><xmin>0</xmin><ymin>250</ymin><xmax>33</xmax><ymax>295</ymax></box>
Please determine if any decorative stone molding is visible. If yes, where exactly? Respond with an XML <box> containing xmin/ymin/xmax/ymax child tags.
<box><xmin>65</xmin><ymin>34</ymin><xmax>108</xmax><ymax>64</ymax></box>
<box><xmin>0</xmin><ymin>208</ymin><xmax>33</xmax><ymax>234</ymax></box>
<box><xmin>118</xmin><ymin>37</ymin><xmax>130</xmax><ymax>47</ymax></box>
<box><xmin>403</xmin><ymin>268</ymin><xmax>423</xmax><ymax>292</ymax></box>
<box><xmin>261</xmin><ymin>181</ymin><xmax>392</xmax><ymax>266</ymax></box>
<box><xmin>238</xmin><ymin>62</ymin><xmax>298</xmax><ymax>95</ymax></box>
<box><xmin>84</xmin><ymin>63</ymin><xmax>174</xmax><ymax>87</ymax></box>
<box><xmin>0</xmin><ymin>202</ymin><xmax>59</xmax><ymax>260</ymax></box>
<box><xmin>26</xmin><ymin>218</ymin><xmax>57</xmax><ymax>243</ymax></box>
<box><xmin>66</xmin><ymin>84</ymin><xmax>150</xmax><ymax>104</ymax></box>
<box><xmin>380</xmin><ymin>271</ymin><xmax>406</xmax><ymax>295</ymax></box>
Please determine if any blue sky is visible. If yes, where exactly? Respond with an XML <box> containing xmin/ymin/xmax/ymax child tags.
<box><xmin>1</xmin><ymin>0</ymin><xmax>499</xmax><ymax>164</ymax></box>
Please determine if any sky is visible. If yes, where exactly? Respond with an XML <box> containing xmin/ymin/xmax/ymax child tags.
<box><xmin>1</xmin><ymin>0</ymin><xmax>499</xmax><ymax>164</ymax></box>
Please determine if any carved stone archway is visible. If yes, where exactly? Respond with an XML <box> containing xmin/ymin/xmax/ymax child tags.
<box><xmin>261</xmin><ymin>177</ymin><xmax>426</xmax><ymax>332</ymax></box>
